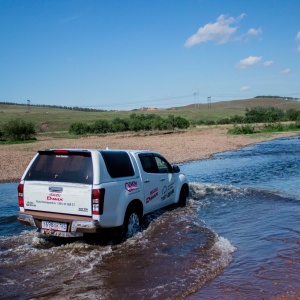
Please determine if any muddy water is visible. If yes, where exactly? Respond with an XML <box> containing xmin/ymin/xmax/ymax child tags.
<box><xmin>0</xmin><ymin>204</ymin><xmax>235</xmax><ymax>300</ymax></box>
<box><xmin>1</xmin><ymin>136</ymin><xmax>300</xmax><ymax>299</ymax></box>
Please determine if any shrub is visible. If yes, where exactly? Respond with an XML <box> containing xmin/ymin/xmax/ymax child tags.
<box><xmin>245</xmin><ymin>107</ymin><xmax>285</xmax><ymax>123</ymax></box>
<box><xmin>69</xmin><ymin>114</ymin><xmax>190</xmax><ymax>135</ymax></box>
<box><xmin>110</xmin><ymin>118</ymin><xmax>129</xmax><ymax>132</ymax></box>
<box><xmin>92</xmin><ymin>120</ymin><xmax>110</xmax><ymax>134</ymax></box>
<box><xmin>230</xmin><ymin>115</ymin><xmax>245</xmax><ymax>124</ymax></box>
<box><xmin>287</xmin><ymin>121</ymin><xmax>300</xmax><ymax>130</ymax></box>
<box><xmin>285</xmin><ymin>109</ymin><xmax>300</xmax><ymax>121</ymax></box>
<box><xmin>228</xmin><ymin>125</ymin><xmax>257</xmax><ymax>135</ymax></box>
<box><xmin>217</xmin><ymin>118</ymin><xmax>231</xmax><ymax>125</ymax></box>
<box><xmin>69</xmin><ymin>122</ymin><xmax>90</xmax><ymax>135</ymax></box>
<box><xmin>2</xmin><ymin>119</ymin><xmax>36</xmax><ymax>141</ymax></box>
<box><xmin>196</xmin><ymin>120</ymin><xmax>205</xmax><ymax>125</ymax></box>
<box><xmin>261</xmin><ymin>123</ymin><xmax>285</xmax><ymax>132</ymax></box>
<box><xmin>173</xmin><ymin>116</ymin><xmax>190</xmax><ymax>129</ymax></box>
<box><xmin>204</xmin><ymin>120</ymin><xmax>215</xmax><ymax>126</ymax></box>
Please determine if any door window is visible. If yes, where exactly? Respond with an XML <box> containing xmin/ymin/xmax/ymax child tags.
<box><xmin>139</xmin><ymin>154</ymin><xmax>172</xmax><ymax>174</ymax></box>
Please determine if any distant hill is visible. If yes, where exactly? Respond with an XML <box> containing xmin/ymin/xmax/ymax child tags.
<box><xmin>1</xmin><ymin>96</ymin><xmax>300</xmax><ymax>113</ymax></box>
<box><xmin>179</xmin><ymin>97</ymin><xmax>300</xmax><ymax>111</ymax></box>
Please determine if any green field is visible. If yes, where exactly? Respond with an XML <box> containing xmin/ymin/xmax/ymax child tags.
<box><xmin>1</xmin><ymin>97</ymin><xmax>300</xmax><ymax>134</ymax></box>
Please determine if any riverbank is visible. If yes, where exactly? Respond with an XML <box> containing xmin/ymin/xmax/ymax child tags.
<box><xmin>0</xmin><ymin>128</ymin><xmax>299</xmax><ymax>183</ymax></box>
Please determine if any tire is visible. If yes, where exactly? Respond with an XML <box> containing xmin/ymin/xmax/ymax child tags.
<box><xmin>178</xmin><ymin>187</ymin><xmax>188</xmax><ymax>207</ymax></box>
<box><xmin>123</xmin><ymin>206</ymin><xmax>141</xmax><ymax>238</ymax></box>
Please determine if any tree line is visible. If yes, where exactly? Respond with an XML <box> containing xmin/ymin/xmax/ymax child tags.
<box><xmin>1</xmin><ymin>107</ymin><xmax>300</xmax><ymax>141</ymax></box>
<box><xmin>227</xmin><ymin>107</ymin><xmax>300</xmax><ymax>135</ymax></box>
<box><xmin>0</xmin><ymin>101</ymin><xmax>107</xmax><ymax>112</ymax></box>
<box><xmin>198</xmin><ymin>107</ymin><xmax>300</xmax><ymax>126</ymax></box>
<box><xmin>69</xmin><ymin>114</ymin><xmax>190</xmax><ymax>135</ymax></box>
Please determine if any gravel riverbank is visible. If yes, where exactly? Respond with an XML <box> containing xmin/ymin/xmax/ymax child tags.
<box><xmin>0</xmin><ymin>128</ymin><xmax>298</xmax><ymax>183</ymax></box>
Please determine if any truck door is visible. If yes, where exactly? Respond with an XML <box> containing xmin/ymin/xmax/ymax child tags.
<box><xmin>138</xmin><ymin>153</ymin><xmax>175</xmax><ymax>212</ymax></box>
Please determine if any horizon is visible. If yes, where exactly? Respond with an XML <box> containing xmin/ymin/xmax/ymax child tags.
<box><xmin>1</xmin><ymin>95</ymin><xmax>299</xmax><ymax>112</ymax></box>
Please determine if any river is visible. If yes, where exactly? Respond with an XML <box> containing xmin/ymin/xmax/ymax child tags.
<box><xmin>1</xmin><ymin>136</ymin><xmax>300</xmax><ymax>299</ymax></box>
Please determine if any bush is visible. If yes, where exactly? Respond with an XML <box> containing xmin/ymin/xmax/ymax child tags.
<box><xmin>2</xmin><ymin>119</ymin><xmax>36</xmax><ymax>141</ymax></box>
<box><xmin>195</xmin><ymin>120</ymin><xmax>205</xmax><ymax>125</ymax></box>
<box><xmin>287</xmin><ymin>121</ymin><xmax>300</xmax><ymax>130</ymax></box>
<box><xmin>230</xmin><ymin>114</ymin><xmax>245</xmax><ymax>124</ymax></box>
<box><xmin>261</xmin><ymin>123</ymin><xmax>285</xmax><ymax>132</ymax></box>
<box><xmin>92</xmin><ymin>120</ymin><xmax>110</xmax><ymax>134</ymax></box>
<box><xmin>228</xmin><ymin>125</ymin><xmax>257</xmax><ymax>135</ymax></box>
<box><xmin>245</xmin><ymin>107</ymin><xmax>285</xmax><ymax>123</ymax></box>
<box><xmin>173</xmin><ymin>116</ymin><xmax>190</xmax><ymax>129</ymax></box>
<box><xmin>69</xmin><ymin>114</ymin><xmax>190</xmax><ymax>135</ymax></box>
<box><xmin>204</xmin><ymin>120</ymin><xmax>215</xmax><ymax>126</ymax></box>
<box><xmin>216</xmin><ymin>118</ymin><xmax>231</xmax><ymax>125</ymax></box>
<box><xmin>69</xmin><ymin>122</ymin><xmax>90</xmax><ymax>135</ymax></box>
<box><xmin>285</xmin><ymin>109</ymin><xmax>300</xmax><ymax>121</ymax></box>
<box><xmin>261</xmin><ymin>122</ymin><xmax>300</xmax><ymax>133</ymax></box>
<box><xmin>110</xmin><ymin>118</ymin><xmax>129</xmax><ymax>132</ymax></box>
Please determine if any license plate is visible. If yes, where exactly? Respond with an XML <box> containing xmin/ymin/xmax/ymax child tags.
<box><xmin>42</xmin><ymin>221</ymin><xmax>67</xmax><ymax>232</ymax></box>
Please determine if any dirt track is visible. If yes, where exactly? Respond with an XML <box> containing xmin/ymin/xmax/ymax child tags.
<box><xmin>0</xmin><ymin>128</ymin><xmax>298</xmax><ymax>182</ymax></box>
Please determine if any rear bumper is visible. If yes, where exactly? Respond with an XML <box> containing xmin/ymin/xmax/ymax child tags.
<box><xmin>18</xmin><ymin>213</ymin><xmax>102</xmax><ymax>237</ymax></box>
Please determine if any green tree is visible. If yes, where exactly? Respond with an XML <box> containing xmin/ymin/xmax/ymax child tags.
<box><xmin>230</xmin><ymin>114</ymin><xmax>245</xmax><ymax>124</ymax></box>
<box><xmin>173</xmin><ymin>116</ymin><xmax>190</xmax><ymax>129</ymax></box>
<box><xmin>2</xmin><ymin>119</ymin><xmax>36</xmax><ymax>141</ymax></box>
<box><xmin>245</xmin><ymin>107</ymin><xmax>285</xmax><ymax>123</ymax></box>
<box><xmin>110</xmin><ymin>118</ymin><xmax>128</xmax><ymax>132</ymax></box>
<box><xmin>69</xmin><ymin>122</ymin><xmax>90</xmax><ymax>135</ymax></box>
<box><xmin>92</xmin><ymin>120</ymin><xmax>110</xmax><ymax>134</ymax></box>
<box><xmin>286</xmin><ymin>109</ymin><xmax>300</xmax><ymax>121</ymax></box>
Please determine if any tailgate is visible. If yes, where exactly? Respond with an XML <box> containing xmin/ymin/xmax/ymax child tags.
<box><xmin>24</xmin><ymin>181</ymin><xmax>92</xmax><ymax>216</ymax></box>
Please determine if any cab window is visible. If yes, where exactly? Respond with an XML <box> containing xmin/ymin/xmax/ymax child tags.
<box><xmin>154</xmin><ymin>155</ymin><xmax>172</xmax><ymax>173</ymax></box>
<box><xmin>139</xmin><ymin>154</ymin><xmax>172</xmax><ymax>174</ymax></box>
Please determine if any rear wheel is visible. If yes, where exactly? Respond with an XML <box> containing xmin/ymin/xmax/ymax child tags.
<box><xmin>123</xmin><ymin>206</ymin><xmax>141</xmax><ymax>238</ymax></box>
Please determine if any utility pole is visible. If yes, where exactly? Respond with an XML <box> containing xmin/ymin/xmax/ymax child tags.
<box><xmin>207</xmin><ymin>96</ymin><xmax>211</xmax><ymax>109</ymax></box>
<box><xmin>27</xmin><ymin>99</ymin><xmax>31</xmax><ymax>113</ymax></box>
<box><xmin>193</xmin><ymin>90</ymin><xmax>199</xmax><ymax>108</ymax></box>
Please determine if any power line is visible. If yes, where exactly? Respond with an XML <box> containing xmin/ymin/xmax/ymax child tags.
<box><xmin>82</xmin><ymin>93</ymin><xmax>195</xmax><ymax>108</ymax></box>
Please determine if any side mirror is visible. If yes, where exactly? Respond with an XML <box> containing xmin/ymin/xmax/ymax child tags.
<box><xmin>172</xmin><ymin>165</ymin><xmax>180</xmax><ymax>173</ymax></box>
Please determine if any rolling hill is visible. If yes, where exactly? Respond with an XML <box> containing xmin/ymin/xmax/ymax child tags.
<box><xmin>1</xmin><ymin>97</ymin><xmax>300</xmax><ymax>134</ymax></box>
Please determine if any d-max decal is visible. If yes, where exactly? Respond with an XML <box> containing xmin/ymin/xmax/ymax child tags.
<box><xmin>146</xmin><ymin>187</ymin><xmax>158</xmax><ymax>203</ymax></box>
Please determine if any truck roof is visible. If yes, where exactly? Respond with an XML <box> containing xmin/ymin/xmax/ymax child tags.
<box><xmin>41</xmin><ymin>148</ymin><xmax>156</xmax><ymax>155</ymax></box>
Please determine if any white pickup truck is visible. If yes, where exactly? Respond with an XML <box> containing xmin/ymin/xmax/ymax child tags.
<box><xmin>18</xmin><ymin>149</ymin><xmax>189</xmax><ymax>239</ymax></box>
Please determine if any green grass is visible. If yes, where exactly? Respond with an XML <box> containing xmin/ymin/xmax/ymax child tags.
<box><xmin>1</xmin><ymin>97</ymin><xmax>300</xmax><ymax>134</ymax></box>
<box><xmin>0</xmin><ymin>103</ymin><xmax>243</xmax><ymax>133</ymax></box>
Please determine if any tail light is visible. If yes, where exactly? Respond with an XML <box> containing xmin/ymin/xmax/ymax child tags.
<box><xmin>92</xmin><ymin>188</ymin><xmax>105</xmax><ymax>215</ymax></box>
<box><xmin>54</xmin><ymin>149</ymin><xmax>69</xmax><ymax>154</ymax></box>
<box><xmin>18</xmin><ymin>183</ymin><xmax>24</xmax><ymax>207</ymax></box>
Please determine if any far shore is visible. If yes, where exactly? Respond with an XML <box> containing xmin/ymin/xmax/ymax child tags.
<box><xmin>0</xmin><ymin>128</ymin><xmax>299</xmax><ymax>183</ymax></box>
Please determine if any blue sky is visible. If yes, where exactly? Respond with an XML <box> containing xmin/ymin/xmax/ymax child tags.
<box><xmin>1</xmin><ymin>0</ymin><xmax>299</xmax><ymax>110</ymax></box>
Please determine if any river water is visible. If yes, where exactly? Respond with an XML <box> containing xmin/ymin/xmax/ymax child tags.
<box><xmin>1</xmin><ymin>136</ymin><xmax>300</xmax><ymax>299</ymax></box>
